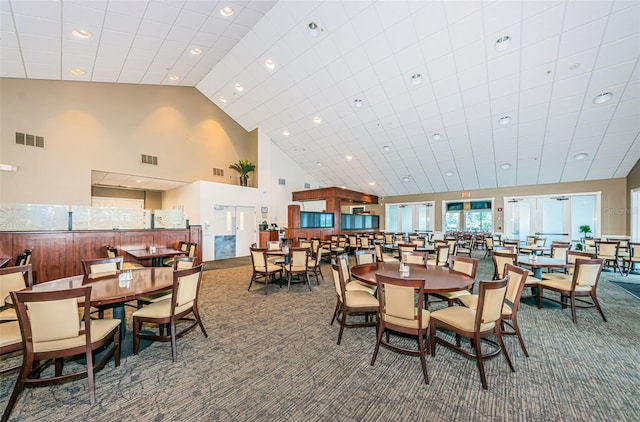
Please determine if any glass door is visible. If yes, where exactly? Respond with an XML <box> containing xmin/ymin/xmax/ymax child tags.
<box><xmin>505</xmin><ymin>197</ymin><xmax>571</xmax><ymax>243</ymax></box>
<box><xmin>212</xmin><ymin>205</ymin><xmax>256</xmax><ymax>259</ymax></box>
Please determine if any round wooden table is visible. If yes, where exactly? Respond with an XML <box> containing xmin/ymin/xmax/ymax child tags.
<box><xmin>350</xmin><ymin>262</ymin><xmax>473</xmax><ymax>293</ymax></box>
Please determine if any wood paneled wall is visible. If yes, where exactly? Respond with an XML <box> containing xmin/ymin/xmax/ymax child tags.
<box><xmin>0</xmin><ymin>226</ymin><xmax>202</xmax><ymax>283</ymax></box>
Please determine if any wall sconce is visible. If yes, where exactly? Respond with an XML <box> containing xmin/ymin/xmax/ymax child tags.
<box><xmin>0</xmin><ymin>164</ymin><xmax>18</xmax><ymax>172</ymax></box>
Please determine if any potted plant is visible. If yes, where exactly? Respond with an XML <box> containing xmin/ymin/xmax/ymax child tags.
<box><xmin>575</xmin><ymin>225</ymin><xmax>592</xmax><ymax>251</ymax></box>
<box><xmin>229</xmin><ymin>160</ymin><xmax>255</xmax><ymax>186</ymax></box>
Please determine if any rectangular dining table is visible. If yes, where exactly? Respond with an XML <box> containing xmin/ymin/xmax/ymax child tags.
<box><xmin>516</xmin><ymin>255</ymin><xmax>567</xmax><ymax>279</ymax></box>
<box><xmin>125</xmin><ymin>247</ymin><xmax>184</xmax><ymax>267</ymax></box>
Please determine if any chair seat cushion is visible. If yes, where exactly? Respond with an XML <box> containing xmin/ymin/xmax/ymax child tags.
<box><xmin>383</xmin><ymin>309</ymin><xmax>430</xmax><ymax>329</ymax></box>
<box><xmin>345</xmin><ymin>280</ymin><xmax>375</xmax><ymax>294</ymax></box>
<box><xmin>438</xmin><ymin>289</ymin><xmax>471</xmax><ymax>299</ymax></box>
<box><xmin>260</xmin><ymin>263</ymin><xmax>283</xmax><ymax>272</ymax></box>
<box><xmin>525</xmin><ymin>276</ymin><xmax>540</xmax><ymax>285</ymax></box>
<box><xmin>0</xmin><ymin>321</ymin><xmax>22</xmax><ymax>348</ymax></box>
<box><xmin>538</xmin><ymin>279</ymin><xmax>592</xmax><ymax>292</ymax></box>
<box><xmin>0</xmin><ymin>308</ymin><xmax>17</xmax><ymax>322</ymax></box>
<box><xmin>458</xmin><ymin>295</ymin><xmax>512</xmax><ymax>315</ymax></box>
<box><xmin>541</xmin><ymin>273</ymin><xmax>571</xmax><ymax>281</ymax></box>
<box><xmin>307</xmin><ymin>259</ymin><xmax>317</xmax><ymax>267</ymax></box>
<box><xmin>286</xmin><ymin>265</ymin><xmax>307</xmax><ymax>272</ymax></box>
<box><xmin>138</xmin><ymin>290</ymin><xmax>172</xmax><ymax>304</ymax></box>
<box><xmin>33</xmin><ymin>319</ymin><xmax>120</xmax><ymax>353</ymax></box>
<box><xmin>133</xmin><ymin>299</ymin><xmax>193</xmax><ymax>319</ymax></box>
<box><xmin>123</xmin><ymin>262</ymin><xmax>144</xmax><ymax>269</ymax></box>
<box><xmin>431</xmin><ymin>306</ymin><xmax>495</xmax><ymax>332</ymax></box>
<box><xmin>344</xmin><ymin>290</ymin><xmax>379</xmax><ymax>308</ymax></box>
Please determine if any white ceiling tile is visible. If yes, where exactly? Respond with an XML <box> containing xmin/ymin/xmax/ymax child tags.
<box><xmin>521</xmin><ymin>4</ymin><xmax>564</xmax><ymax>46</ymax></box>
<box><xmin>563</xmin><ymin>1</ymin><xmax>612</xmax><ymax>31</ymax></box>
<box><xmin>595</xmin><ymin>34</ymin><xmax>640</xmax><ymax>69</ymax></box>
<box><xmin>603</xmin><ymin>4</ymin><xmax>640</xmax><ymax>44</ymax></box>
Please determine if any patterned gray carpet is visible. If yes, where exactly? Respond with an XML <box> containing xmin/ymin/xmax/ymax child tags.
<box><xmin>1</xmin><ymin>252</ymin><xmax>639</xmax><ymax>421</ymax></box>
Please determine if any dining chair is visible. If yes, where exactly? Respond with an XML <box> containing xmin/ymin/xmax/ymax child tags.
<box><xmin>430</xmin><ymin>276</ymin><xmax>514</xmax><ymax>390</ymax></box>
<box><xmin>502</xmin><ymin>240</ymin><xmax>519</xmax><ymax>254</ymax></box>
<box><xmin>164</xmin><ymin>242</ymin><xmax>197</xmax><ymax>268</ymax></box>
<box><xmin>484</xmin><ymin>237</ymin><xmax>495</xmax><ymax>258</ymax></box>
<box><xmin>460</xmin><ymin>264</ymin><xmax>531</xmax><ymax>358</ymax></box>
<box><xmin>137</xmin><ymin>257</ymin><xmax>196</xmax><ymax>307</ymax></box>
<box><xmin>371</xmin><ymin>273</ymin><xmax>430</xmax><ymax>384</ymax></box>
<box><xmin>537</xmin><ymin>258</ymin><xmax>606</xmax><ymax>324</ymax></box>
<box><xmin>105</xmin><ymin>245</ymin><xmax>143</xmax><ymax>269</ymax></box>
<box><xmin>0</xmin><ymin>265</ymin><xmax>33</xmax><ymax>322</ymax></box>
<box><xmin>430</xmin><ymin>256</ymin><xmax>479</xmax><ymax>307</ymax></box>
<box><xmin>541</xmin><ymin>250</ymin><xmax>596</xmax><ymax>281</ymax></box>
<box><xmin>338</xmin><ymin>253</ymin><xmax>376</xmax><ymax>295</ymax></box>
<box><xmin>623</xmin><ymin>242</ymin><xmax>640</xmax><ymax>275</ymax></box>
<box><xmin>329</xmin><ymin>258</ymin><xmax>378</xmax><ymax>345</ymax></box>
<box><xmin>401</xmin><ymin>251</ymin><xmax>426</xmax><ymax>265</ymax></box>
<box><xmin>285</xmin><ymin>247</ymin><xmax>312</xmax><ymax>291</ymax></box>
<box><xmin>595</xmin><ymin>241</ymin><xmax>622</xmax><ymax>274</ymax></box>
<box><xmin>3</xmin><ymin>286</ymin><xmax>121</xmax><ymax>421</ymax></box>
<box><xmin>456</xmin><ymin>237</ymin><xmax>475</xmax><ymax>257</ymax></box>
<box><xmin>81</xmin><ymin>257</ymin><xmax>125</xmax><ymax>318</ymax></box>
<box><xmin>13</xmin><ymin>249</ymin><xmax>33</xmax><ymax>267</ymax></box>
<box><xmin>133</xmin><ymin>264</ymin><xmax>207</xmax><ymax>362</ymax></box>
<box><xmin>355</xmin><ymin>249</ymin><xmax>376</xmax><ymax>265</ymax></box>
<box><xmin>0</xmin><ymin>321</ymin><xmax>22</xmax><ymax>376</ymax></box>
<box><xmin>247</xmin><ymin>247</ymin><xmax>282</xmax><ymax>294</ymax></box>
<box><xmin>307</xmin><ymin>241</ymin><xmax>325</xmax><ymax>284</ymax></box>
<box><xmin>426</xmin><ymin>245</ymin><xmax>450</xmax><ymax>267</ymax></box>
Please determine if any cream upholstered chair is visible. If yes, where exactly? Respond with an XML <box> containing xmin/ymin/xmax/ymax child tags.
<box><xmin>537</xmin><ymin>258</ymin><xmax>606</xmax><ymax>324</ymax></box>
<box><xmin>307</xmin><ymin>241</ymin><xmax>325</xmax><ymax>284</ymax></box>
<box><xmin>370</xmin><ymin>273</ymin><xmax>430</xmax><ymax>384</ymax></box>
<box><xmin>339</xmin><ymin>254</ymin><xmax>376</xmax><ymax>295</ymax></box>
<box><xmin>460</xmin><ymin>265</ymin><xmax>531</xmax><ymax>358</ymax></box>
<box><xmin>3</xmin><ymin>286</ymin><xmax>120</xmax><ymax>421</ymax></box>
<box><xmin>247</xmin><ymin>247</ymin><xmax>283</xmax><ymax>294</ymax></box>
<box><xmin>359</xmin><ymin>235</ymin><xmax>374</xmax><ymax>250</ymax></box>
<box><xmin>355</xmin><ymin>249</ymin><xmax>376</xmax><ymax>265</ymax></box>
<box><xmin>430</xmin><ymin>276</ymin><xmax>514</xmax><ymax>390</ymax></box>
<box><xmin>623</xmin><ymin>242</ymin><xmax>640</xmax><ymax>275</ymax></box>
<box><xmin>13</xmin><ymin>249</ymin><xmax>32</xmax><ymax>267</ymax></box>
<box><xmin>583</xmin><ymin>238</ymin><xmax>597</xmax><ymax>254</ymax></box>
<box><xmin>0</xmin><ymin>265</ymin><xmax>33</xmax><ymax>322</ymax></box>
<box><xmin>105</xmin><ymin>245</ymin><xmax>142</xmax><ymax>269</ymax></box>
<box><xmin>133</xmin><ymin>265</ymin><xmax>207</xmax><ymax>362</ymax></box>
<box><xmin>137</xmin><ymin>257</ymin><xmax>196</xmax><ymax>307</ymax></box>
<box><xmin>457</xmin><ymin>237</ymin><xmax>475</xmax><ymax>257</ymax></box>
<box><xmin>0</xmin><ymin>321</ymin><xmax>22</xmax><ymax>375</ymax></box>
<box><xmin>502</xmin><ymin>240</ymin><xmax>519</xmax><ymax>254</ymax></box>
<box><xmin>426</xmin><ymin>245</ymin><xmax>450</xmax><ymax>267</ymax></box>
<box><xmin>330</xmin><ymin>258</ymin><xmax>378</xmax><ymax>345</ymax></box>
<box><xmin>596</xmin><ymin>241</ymin><xmax>622</xmax><ymax>274</ymax></box>
<box><xmin>81</xmin><ymin>257</ymin><xmax>124</xmax><ymax>318</ymax></box>
<box><xmin>163</xmin><ymin>241</ymin><xmax>196</xmax><ymax>267</ymax></box>
<box><xmin>374</xmin><ymin>242</ymin><xmax>398</xmax><ymax>263</ymax></box>
<box><xmin>484</xmin><ymin>237</ymin><xmax>495</xmax><ymax>258</ymax></box>
<box><xmin>285</xmin><ymin>247</ymin><xmax>312</xmax><ymax>291</ymax></box>
<box><xmin>401</xmin><ymin>251</ymin><xmax>426</xmax><ymax>265</ymax></box>
<box><xmin>431</xmin><ymin>256</ymin><xmax>479</xmax><ymax>306</ymax></box>
<box><xmin>540</xmin><ymin>250</ymin><xmax>594</xmax><ymax>281</ymax></box>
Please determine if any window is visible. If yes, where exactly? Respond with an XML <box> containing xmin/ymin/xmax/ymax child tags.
<box><xmin>445</xmin><ymin>211</ymin><xmax>461</xmax><ymax>231</ymax></box>
<box><xmin>465</xmin><ymin>211</ymin><xmax>492</xmax><ymax>231</ymax></box>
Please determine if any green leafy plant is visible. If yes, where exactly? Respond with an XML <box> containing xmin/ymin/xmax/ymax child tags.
<box><xmin>229</xmin><ymin>160</ymin><xmax>255</xmax><ymax>186</ymax></box>
<box><xmin>579</xmin><ymin>225</ymin><xmax>592</xmax><ymax>238</ymax></box>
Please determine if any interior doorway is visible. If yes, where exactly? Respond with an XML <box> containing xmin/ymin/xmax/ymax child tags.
<box><xmin>212</xmin><ymin>205</ymin><xmax>256</xmax><ymax>259</ymax></box>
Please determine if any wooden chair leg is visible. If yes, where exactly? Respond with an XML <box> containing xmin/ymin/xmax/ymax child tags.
<box><xmin>2</xmin><ymin>355</ymin><xmax>33</xmax><ymax>422</ymax></box>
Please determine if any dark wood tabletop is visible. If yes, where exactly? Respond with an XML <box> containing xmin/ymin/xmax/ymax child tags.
<box><xmin>125</xmin><ymin>247</ymin><xmax>184</xmax><ymax>260</ymax></box>
<box><xmin>350</xmin><ymin>262</ymin><xmax>473</xmax><ymax>293</ymax></box>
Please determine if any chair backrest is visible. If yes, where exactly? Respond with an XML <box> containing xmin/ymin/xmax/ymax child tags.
<box><xmin>14</xmin><ymin>249</ymin><xmax>33</xmax><ymax>267</ymax></box>
<box><xmin>503</xmin><ymin>264</ymin><xmax>529</xmax><ymax>310</ymax></box>
<box><xmin>402</xmin><ymin>251</ymin><xmax>426</xmax><ymax>265</ymax></box>
<box><xmin>550</xmin><ymin>243</ymin><xmax>570</xmax><ymax>261</ymax></box>
<box><xmin>412</xmin><ymin>237</ymin><xmax>426</xmax><ymax>247</ymax></box>
<box><xmin>0</xmin><ymin>265</ymin><xmax>33</xmax><ymax>307</ymax></box>
<box><xmin>526</xmin><ymin>236</ymin><xmax>537</xmax><ymax>246</ymax></box>
<box><xmin>485</xmin><ymin>237</ymin><xmax>494</xmax><ymax>249</ymax></box>
<box><xmin>105</xmin><ymin>245</ymin><xmax>118</xmax><ymax>258</ymax></box>
<box><xmin>177</xmin><ymin>241</ymin><xmax>188</xmax><ymax>252</ymax></box>
<box><xmin>446</xmin><ymin>239</ymin><xmax>457</xmax><ymax>255</ymax></box>
<box><xmin>384</xmin><ymin>233</ymin><xmax>394</xmax><ymax>244</ymax></box>
<box><xmin>492</xmin><ymin>252</ymin><xmax>517</xmax><ymax>279</ymax></box>
<box><xmin>449</xmin><ymin>256</ymin><xmax>479</xmax><ymax>279</ymax></box>
<box><xmin>534</xmin><ymin>237</ymin><xmax>547</xmax><ymax>247</ymax></box>
<box><xmin>597</xmin><ymin>241</ymin><xmax>618</xmax><ymax>257</ymax></box>
<box><xmin>173</xmin><ymin>256</ymin><xmax>196</xmax><ymax>270</ymax></box>
<box><xmin>299</xmin><ymin>240</ymin><xmax>312</xmax><ymax>249</ymax></box>
<box><xmin>360</xmin><ymin>236</ymin><xmax>371</xmax><ymax>248</ymax></box>
<box><xmin>288</xmin><ymin>247</ymin><xmax>309</xmax><ymax>270</ymax></box>
<box><xmin>475</xmin><ymin>277</ymin><xmax>509</xmax><ymax>331</ymax></box>
<box><xmin>331</xmin><ymin>257</ymin><xmax>349</xmax><ymax>302</ymax></box>
<box><xmin>398</xmin><ymin>243</ymin><xmax>417</xmax><ymax>254</ymax></box>
<box><xmin>566</xmin><ymin>250</ymin><xmax>595</xmax><ymax>274</ymax></box>
<box><xmin>250</xmin><ymin>247</ymin><xmax>268</xmax><ymax>270</ymax></box>
<box><xmin>631</xmin><ymin>243</ymin><xmax>640</xmax><ymax>258</ymax></box>
<box><xmin>374</xmin><ymin>243</ymin><xmax>384</xmax><ymax>262</ymax></box>
<box><xmin>432</xmin><ymin>233</ymin><xmax>444</xmax><ymax>241</ymax></box>
<box><xmin>355</xmin><ymin>250</ymin><xmax>376</xmax><ymax>265</ymax></box>
<box><xmin>171</xmin><ymin>264</ymin><xmax>204</xmax><ymax>310</ymax></box>
<box><xmin>185</xmin><ymin>242</ymin><xmax>197</xmax><ymax>258</ymax></box>
<box><xmin>571</xmin><ymin>258</ymin><xmax>604</xmax><ymax>290</ymax></box>
<box><xmin>502</xmin><ymin>240</ymin><xmax>519</xmax><ymax>254</ymax></box>
<box><xmin>434</xmin><ymin>245</ymin><xmax>450</xmax><ymax>266</ymax></box>
<box><xmin>375</xmin><ymin>273</ymin><xmax>425</xmax><ymax>328</ymax></box>
<box><xmin>266</xmin><ymin>241</ymin><xmax>281</xmax><ymax>251</ymax></box>
<box><xmin>11</xmin><ymin>285</ymin><xmax>91</xmax><ymax>347</ymax></box>
<box><xmin>81</xmin><ymin>257</ymin><xmax>123</xmax><ymax>275</ymax></box>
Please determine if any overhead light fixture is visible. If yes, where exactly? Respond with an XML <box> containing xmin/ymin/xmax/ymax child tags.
<box><xmin>382</xmin><ymin>145</ymin><xmax>391</xmax><ymax>152</ymax></box>
<box><xmin>264</xmin><ymin>58</ymin><xmax>275</xmax><ymax>70</ymax></box>
<box><xmin>494</xmin><ymin>35</ymin><xmax>511</xmax><ymax>52</ymax></box>
<box><xmin>353</xmin><ymin>98</ymin><xmax>363</xmax><ymax>108</ymax></box>
<box><xmin>432</xmin><ymin>133</ymin><xmax>441</xmax><ymax>141</ymax></box>
<box><xmin>411</xmin><ymin>73</ymin><xmax>422</xmax><ymax>85</ymax></box>
<box><xmin>498</xmin><ymin>116</ymin><xmax>512</xmax><ymax>125</ymax></box>
<box><xmin>569</xmin><ymin>62</ymin><xmax>581</xmax><ymax>71</ymax></box>
<box><xmin>341</xmin><ymin>186</ymin><xmax>346</xmax><ymax>189</ymax></box>
<box><xmin>308</xmin><ymin>22</ymin><xmax>319</xmax><ymax>37</ymax></box>
<box><xmin>169</xmin><ymin>75</ymin><xmax>180</xmax><ymax>81</ymax></box>
<box><xmin>313</xmin><ymin>116</ymin><xmax>322</xmax><ymax>124</ymax></box>
<box><xmin>445</xmin><ymin>171</ymin><xmax>454</xmax><ymax>177</ymax></box>
<box><xmin>574</xmin><ymin>153</ymin><xmax>589</xmax><ymax>161</ymax></box>
<box><xmin>500</xmin><ymin>163</ymin><xmax>512</xmax><ymax>170</ymax></box>
<box><xmin>282</xmin><ymin>129</ymin><xmax>290</xmax><ymax>136</ymax></box>
<box><xmin>402</xmin><ymin>176</ymin><xmax>410</xmax><ymax>182</ymax></box>
<box><xmin>369</xmin><ymin>182</ymin><xmax>375</xmax><ymax>186</ymax></box>
<box><xmin>593</xmin><ymin>92</ymin><xmax>613</xmax><ymax>104</ymax></box>
<box><xmin>218</xmin><ymin>96</ymin><xmax>227</xmax><ymax>103</ymax></box>
<box><xmin>234</xmin><ymin>83</ymin><xmax>243</xmax><ymax>92</ymax></box>
<box><xmin>345</xmin><ymin>155</ymin><xmax>352</xmax><ymax>160</ymax></box>
<box><xmin>190</xmin><ymin>47</ymin><xmax>202</xmax><ymax>55</ymax></box>
<box><xmin>71</xmin><ymin>29</ymin><xmax>92</xmax><ymax>39</ymax></box>
<box><xmin>316</xmin><ymin>161</ymin><xmax>322</xmax><ymax>166</ymax></box>
<box><xmin>69</xmin><ymin>68</ymin><xmax>85</xmax><ymax>75</ymax></box>
<box><xmin>0</xmin><ymin>164</ymin><xmax>18</xmax><ymax>172</ymax></box>
<box><xmin>220</xmin><ymin>7</ymin><xmax>234</xmax><ymax>17</ymax></box>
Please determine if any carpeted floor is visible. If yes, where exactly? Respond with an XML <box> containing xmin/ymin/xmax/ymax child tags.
<box><xmin>611</xmin><ymin>280</ymin><xmax>640</xmax><ymax>299</ymax></box>
<box><xmin>1</xmin><ymin>252</ymin><xmax>639</xmax><ymax>421</ymax></box>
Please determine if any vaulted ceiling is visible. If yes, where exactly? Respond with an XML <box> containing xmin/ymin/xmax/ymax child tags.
<box><xmin>2</xmin><ymin>0</ymin><xmax>639</xmax><ymax>197</ymax></box>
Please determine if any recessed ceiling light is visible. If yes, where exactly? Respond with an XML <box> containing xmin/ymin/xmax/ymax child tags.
<box><xmin>341</xmin><ymin>186</ymin><xmax>346</xmax><ymax>189</ymax></box>
<box><xmin>190</xmin><ymin>47</ymin><xmax>202</xmax><ymax>55</ymax></box>
<box><xmin>316</xmin><ymin>161</ymin><xmax>322</xmax><ymax>166</ymax></box>
<box><xmin>71</xmin><ymin>29</ymin><xmax>92</xmax><ymax>39</ymax></box>
<box><xmin>593</xmin><ymin>92</ymin><xmax>613</xmax><ymax>104</ymax></box>
<box><xmin>220</xmin><ymin>7</ymin><xmax>234</xmax><ymax>17</ymax></box>
<box><xmin>402</xmin><ymin>176</ymin><xmax>410</xmax><ymax>182</ymax></box>
<box><xmin>574</xmin><ymin>153</ymin><xmax>589</xmax><ymax>161</ymax></box>
<box><xmin>218</xmin><ymin>96</ymin><xmax>227</xmax><ymax>103</ymax></box>
<box><xmin>445</xmin><ymin>171</ymin><xmax>454</xmax><ymax>177</ymax></box>
<box><xmin>282</xmin><ymin>129</ymin><xmax>290</xmax><ymax>136</ymax></box>
<box><xmin>382</xmin><ymin>145</ymin><xmax>391</xmax><ymax>152</ymax></box>
<box><xmin>345</xmin><ymin>155</ymin><xmax>352</xmax><ymax>160</ymax></box>
<box><xmin>569</xmin><ymin>62</ymin><xmax>581</xmax><ymax>71</ymax></box>
<box><xmin>169</xmin><ymin>75</ymin><xmax>180</xmax><ymax>81</ymax></box>
<box><xmin>432</xmin><ymin>133</ymin><xmax>441</xmax><ymax>141</ymax></box>
<box><xmin>369</xmin><ymin>182</ymin><xmax>375</xmax><ymax>186</ymax></box>
<box><xmin>135</xmin><ymin>180</ymin><xmax>142</xmax><ymax>183</ymax></box>
<box><xmin>308</xmin><ymin>22</ymin><xmax>319</xmax><ymax>37</ymax></box>
<box><xmin>500</xmin><ymin>163</ymin><xmax>512</xmax><ymax>170</ymax></box>
<box><xmin>353</xmin><ymin>98</ymin><xmax>363</xmax><ymax>108</ymax></box>
<box><xmin>313</xmin><ymin>116</ymin><xmax>322</xmax><ymax>124</ymax></box>
<box><xmin>264</xmin><ymin>58</ymin><xmax>275</xmax><ymax>70</ymax></box>
<box><xmin>234</xmin><ymin>83</ymin><xmax>243</xmax><ymax>92</ymax></box>
<box><xmin>494</xmin><ymin>35</ymin><xmax>511</xmax><ymax>52</ymax></box>
<box><xmin>411</xmin><ymin>73</ymin><xmax>422</xmax><ymax>85</ymax></box>
<box><xmin>498</xmin><ymin>116</ymin><xmax>512</xmax><ymax>125</ymax></box>
<box><xmin>69</xmin><ymin>68</ymin><xmax>85</xmax><ymax>75</ymax></box>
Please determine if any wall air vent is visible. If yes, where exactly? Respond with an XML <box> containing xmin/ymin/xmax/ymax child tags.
<box><xmin>16</xmin><ymin>132</ymin><xmax>45</xmax><ymax>148</ymax></box>
<box><xmin>278</xmin><ymin>178</ymin><xmax>286</xmax><ymax>186</ymax></box>
<box><xmin>213</xmin><ymin>168</ymin><xmax>224</xmax><ymax>177</ymax></box>
<box><xmin>304</xmin><ymin>182</ymin><xmax>311</xmax><ymax>189</ymax></box>
<box><xmin>141</xmin><ymin>154</ymin><xmax>158</xmax><ymax>165</ymax></box>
